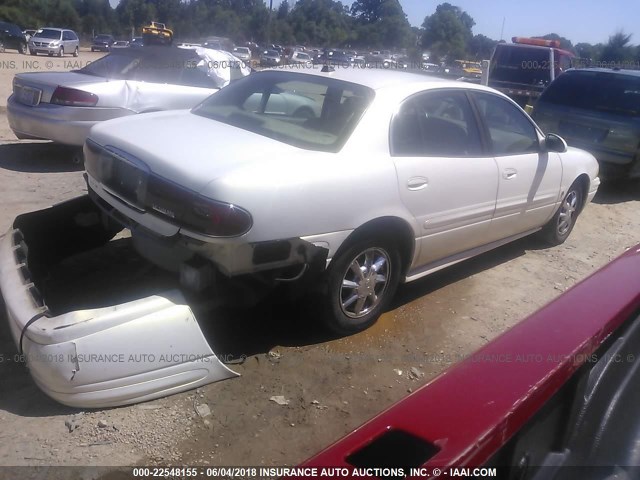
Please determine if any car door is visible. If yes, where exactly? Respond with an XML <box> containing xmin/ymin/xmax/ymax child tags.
<box><xmin>391</xmin><ymin>89</ymin><xmax>499</xmax><ymax>267</ymax></box>
<box><xmin>470</xmin><ymin>91</ymin><xmax>562</xmax><ymax>240</ymax></box>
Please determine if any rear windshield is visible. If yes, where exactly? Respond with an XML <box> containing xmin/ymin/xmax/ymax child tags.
<box><xmin>540</xmin><ymin>71</ymin><xmax>640</xmax><ymax>116</ymax></box>
<box><xmin>34</xmin><ymin>29</ymin><xmax>62</xmax><ymax>40</ymax></box>
<box><xmin>490</xmin><ymin>44</ymin><xmax>552</xmax><ymax>86</ymax></box>
<box><xmin>193</xmin><ymin>70</ymin><xmax>374</xmax><ymax>152</ymax></box>
<box><xmin>78</xmin><ymin>47</ymin><xmax>217</xmax><ymax>88</ymax></box>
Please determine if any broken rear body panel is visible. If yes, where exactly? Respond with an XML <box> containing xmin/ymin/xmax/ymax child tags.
<box><xmin>0</xmin><ymin>196</ymin><xmax>238</xmax><ymax>408</ymax></box>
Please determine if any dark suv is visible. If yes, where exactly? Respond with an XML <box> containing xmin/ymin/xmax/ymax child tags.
<box><xmin>91</xmin><ymin>34</ymin><xmax>115</xmax><ymax>52</ymax></box>
<box><xmin>532</xmin><ymin>68</ymin><xmax>640</xmax><ymax>180</ymax></box>
<box><xmin>0</xmin><ymin>21</ymin><xmax>27</xmax><ymax>54</ymax></box>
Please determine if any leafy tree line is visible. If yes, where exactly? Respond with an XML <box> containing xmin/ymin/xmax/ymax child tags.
<box><xmin>1</xmin><ymin>0</ymin><xmax>638</xmax><ymax>64</ymax></box>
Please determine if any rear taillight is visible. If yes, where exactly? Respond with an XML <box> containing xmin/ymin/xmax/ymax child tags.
<box><xmin>181</xmin><ymin>197</ymin><xmax>252</xmax><ymax>237</ymax></box>
<box><xmin>51</xmin><ymin>86</ymin><xmax>98</xmax><ymax>107</ymax></box>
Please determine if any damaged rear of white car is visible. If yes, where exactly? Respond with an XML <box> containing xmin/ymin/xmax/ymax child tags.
<box><xmin>8</xmin><ymin>46</ymin><xmax>250</xmax><ymax>146</ymax></box>
<box><xmin>0</xmin><ymin>196</ymin><xmax>238</xmax><ymax>408</ymax></box>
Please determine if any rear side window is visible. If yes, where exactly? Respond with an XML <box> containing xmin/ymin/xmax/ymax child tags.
<box><xmin>540</xmin><ymin>71</ymin><xmax>640</xmax><ymax>117</ymax></box>
<box><xmin>391</xmin><ymin>90</ymin><xmax>483</xmax><ymax>157</ymax></box>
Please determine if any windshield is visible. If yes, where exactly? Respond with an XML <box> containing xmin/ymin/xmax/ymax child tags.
<box><xmin>94</xmin><ymin>35</ymin><xmax>112</xmax><ymax>41</ymax></box>
<box><xmin>490</xmin><ymin>44</ymin><xmax>553</xmax><ymax>86</ymax></box>
<box><xmin>34</xmin><ymin>29</ymin><xmax>62</xmax><ymax>40</ymax></box>
<box><xmin>540</xmin><ymin>71</ymin><xmax>640</xmax><ymax>116</ymax></box>
<box><xmin>235</xmin><ymin>48</ymin><xmax>249</xmax><ymax>54</ymax></box>
<box><xmin>192</xmin><ymin>70</ymin><xmax>374</xmax><ymax>152</ymax></box>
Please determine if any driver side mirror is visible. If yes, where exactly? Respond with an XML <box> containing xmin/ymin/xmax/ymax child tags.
<box><xmin>542</xmin><ymin>132</ymin><xmax>568</xmax><ymax>153</ymax></box>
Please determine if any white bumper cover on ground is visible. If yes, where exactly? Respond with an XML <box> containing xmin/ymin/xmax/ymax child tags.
<box><xmin>0</xmin><ymin>199</ymin><xmax>238</xmax><ymax>408</ymax></box>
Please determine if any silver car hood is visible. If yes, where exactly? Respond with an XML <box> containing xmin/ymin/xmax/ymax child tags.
<box><xmin>88</xmin><ymin>110</ymin><xmax>303</xmax><ymax>194</ymax></box>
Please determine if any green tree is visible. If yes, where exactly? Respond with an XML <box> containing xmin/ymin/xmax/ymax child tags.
<box><xmin>421</xmin><ymin>3</ymin><xmax>475</xmax><ymax>60</ymax></box>
<box><xmin>468</xmin><ymin>33</ymin><xmax>496</xmax><ymax>60</ymax></box>
<box><xmin>350</xmin><ymin>0</ymin><xmax>412</xmax><ymax>49</ymax></box>
<box><xmin>600</xmin><ymin>30</ymin><xmax>634</xmax><ymax>63</ymax></box>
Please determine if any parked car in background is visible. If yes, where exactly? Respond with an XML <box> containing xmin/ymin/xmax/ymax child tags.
<box><xmin>83</xmin><ymin>68</ymin><xmax>599</xmax><ymax>335</ymax></box>
<box><xmin>91</xmin><ymin>34</ymin><xmax>114</xmax><ymax>52</ymax></box>
<box><xmin>260</xmin><ymin>49</ymin><xmax>281</xmax><ymax>67</ymax></box>
<box><xmin>8</xmin><ymin>46</ymin><xmax>250</xmax><ymax>146</ymax></box>
<box><xmin>202</xmin><ymin>36</ymin><xmax>232</xmax><ymax>52</ymax></box>
<box><xmin>28</xmin><ymin>28</ymin><xmax>79</xmax><ymax>57</ymax></box>
<box><xmin>0</xmin><ymin>21</ymin><xmax>28</xmax><ymax>54</ymax></box>
<box><xmin>301</xmin><ymin>245</ymin><xmax>640</xmax><ymax>474</ymax></box>
<box><xmin>532</xmin><ymin>68</ymin><xmax>640</xmax><ymax>180</ymax></box>
<box><xmin>232</xmin><ymin>46</ymin><xmax>252</xmax><ymax>63</ymax></box>
<box><xmin>288</xmin><ymin>51</ymin><xmax>312</xmax><ymax>66</ymax></box>
<box><xmin>111</xmin><ymin>40</ymin><xmax>130</xmax><ymax>49</ymax></box>
<box><xmin>23</xmin><ymin>29</ymin><xmax>37</xmax><ymax>43</ymax></box>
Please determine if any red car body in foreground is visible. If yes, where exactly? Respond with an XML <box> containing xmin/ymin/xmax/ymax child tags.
<box><xmin>301</xmin><ymin>245</ymin><xmax>640</xmax><ymax>478</ymax></box>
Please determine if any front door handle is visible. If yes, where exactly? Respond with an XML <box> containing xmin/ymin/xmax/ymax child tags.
<box><xmin>502</xmin><ymin>168</ymin><xmax>518</xmax><ymax>180</ymax></box>
<box><xmin>407</xmin><ymin>177</ymin><xmax>429</xmax><ymax>190</ymax></box>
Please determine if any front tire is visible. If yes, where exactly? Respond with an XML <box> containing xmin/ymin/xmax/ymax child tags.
<box><xmin>73</xmin><ymin>46</ymin><xmax>79</xmax><ymax>57</ymax></box>
<box><xmin>19</xmin><ymin>42</ymin><xmax>27</xmax><ymax>54</ymax></box>
<box><xmin>322</xmin><ymin>238</ymin><xmax>401</xmax><ymax>335</ymax></box>
<box><xmin>58</xmin><ymin>47</ymin><xmax>64</xmax><ymax>57</ymax></box>
<box><xmin>540</xmin><ymin>182</ymin><xmax>583</xmax><ymax>246</ymax></box>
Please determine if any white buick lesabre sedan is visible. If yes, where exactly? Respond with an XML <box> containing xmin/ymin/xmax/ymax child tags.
<box><xmin>84</xmin><ymin>67</ymin><xmax>600</xmax><ymax>334</ymax></box>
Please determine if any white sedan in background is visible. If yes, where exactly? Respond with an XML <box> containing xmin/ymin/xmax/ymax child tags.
<box><xmin>8</xmin><ymin>46</ymin><xmax>250</xmax><ymax>147</ymax></box>
<box><xmin>84</xmin><ymin>67</ymin><xmax>600</xmax><ymax>334</ymax></box>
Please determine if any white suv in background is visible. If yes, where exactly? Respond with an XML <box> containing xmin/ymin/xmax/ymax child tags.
<box><xmin>28</xmin><ymin>28</ymin><xmax>79</xmax><ymax>57</ymax></box>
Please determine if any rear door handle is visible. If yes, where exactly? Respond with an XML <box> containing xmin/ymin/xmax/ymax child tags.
<box><xmin>407</xmin><ymin>177</ymin><xmax>429</xmax><ymax>190</ymax></box>
<box><xmin>502</xmin><ymin>168</ymin><xmax>517</xmax><ymax>180</ymax></box>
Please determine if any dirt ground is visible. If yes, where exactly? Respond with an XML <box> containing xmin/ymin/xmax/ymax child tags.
<box><xmin>0</xmin><ymin>48</ymin><xmax>638</xmax><ymax>473</ymax></box>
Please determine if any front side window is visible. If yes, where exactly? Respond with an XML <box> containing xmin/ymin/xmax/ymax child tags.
<box><xmin>472</xmin><ymin>92</ymin><xmax>540</xmax><ymax>155</ymax></box>
<box><xmin>193</xmin><ymin>71</ymin><xmax>374</xmax><ymax>152</ymax></box>
<box><xmin>391</xmin><ymin>90</ymin><xmax>483</xmax><ymax>157</ymax></box>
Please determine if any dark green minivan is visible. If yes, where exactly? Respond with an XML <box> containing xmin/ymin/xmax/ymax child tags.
<box><xmin>0</xmin><ymin>21</ymin><xmax>28</xmax><ymax>54</ymax></box>
<box><xmin>532</xmin><ymin>68</ymin><xmax>640</xmax><ymax>179</ymax></box>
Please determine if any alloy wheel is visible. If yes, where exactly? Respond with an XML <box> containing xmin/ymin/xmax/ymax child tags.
<box><xmin>339</xmin><ymin>247</ymin><xmax>390</xmax><ymax>319</ymax></box>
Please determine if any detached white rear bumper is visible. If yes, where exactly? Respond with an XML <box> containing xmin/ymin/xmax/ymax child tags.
<box><xmin>0</xmin><ymin>196</ymin><xmax>237</xmax><ymax>408</ymax></box>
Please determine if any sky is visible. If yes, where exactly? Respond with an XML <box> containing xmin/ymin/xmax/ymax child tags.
<box><xmin>398</xmin><ymin>0</ymin><xmax>639</xmax><ymax>45</ymax></box>
<box><xmin>108</xmin><ymin>0</ymin><xmax>640</xmax><ymax>46</ymax></box>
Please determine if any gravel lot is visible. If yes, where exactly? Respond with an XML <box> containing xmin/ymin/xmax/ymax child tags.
<box><xmin>0</xmin><ymin>49</ymin><xmax>638</xmax><ymax>470</ymax></box>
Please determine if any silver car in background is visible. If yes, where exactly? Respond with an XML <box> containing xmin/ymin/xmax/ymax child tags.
<box><xmin>28</xmin><ymin>28</ymin><xmax>79</xmax><ymax>57</ymax></box>
<box><xmin>8</xmin><ymin>46</ymin><xmax>250</xmax><ymax>146</ymax></box>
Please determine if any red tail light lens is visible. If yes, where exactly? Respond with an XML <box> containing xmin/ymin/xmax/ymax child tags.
<box><xmin>51</xmin><ymin>86</ymin><xmax>98</xmax><ymax>107</ymax></box>
<box><xmin>182</xmin><ymin>197</ymin><xmax>252</xmax><ymax>237</ymax></box>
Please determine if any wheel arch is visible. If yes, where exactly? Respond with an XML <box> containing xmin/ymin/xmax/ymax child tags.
<box><xmin>573</xmin><ymin>173</ymin><xmax>591</xmax><ymax>214</ymax></box>
<box><xmin>331</xmin><ymin>216</ymin><xmax>416</xmax><ymax>277</ymax></box>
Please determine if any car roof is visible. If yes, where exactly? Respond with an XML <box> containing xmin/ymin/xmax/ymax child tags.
<box><xmin>264</xmin><ymin>66</ymin><xmax>496</xmax><ymax>94</ymax></box>
<box><xmin>567</xmin><ymin>67</ymin><xmax>640</xmax><ymax>78</ymax></box>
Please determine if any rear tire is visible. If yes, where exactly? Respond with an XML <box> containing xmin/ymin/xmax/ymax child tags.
<box><xmin>0</xmin><ymin>42</ymin><xmax>5</xmax><ymax>53</ymax></box>
<box><xmin>322</xmin><ymin>237</ymin><xmax>401</xmax><ymax>335</ymax></box>
<box><xmin>539</xmin><ymin>182</ymin><xmax>583</xmax><ymax>246</ymax></box>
